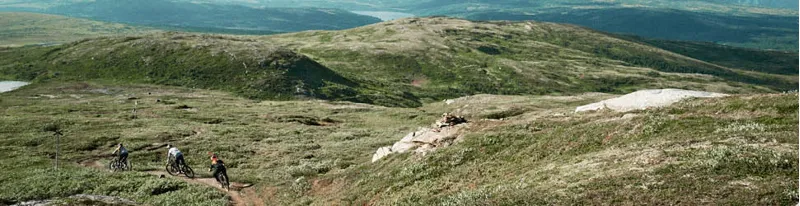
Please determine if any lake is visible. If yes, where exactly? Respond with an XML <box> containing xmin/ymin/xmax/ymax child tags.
<box><xmin>0</xmin><ymin>81</ymin><xmax>30</xmax><ymax>93</ymax></box>
<box><xmin>351</xmin><ymin>11</ymin><xmax>415</xmax><ymax>21</ymax></box>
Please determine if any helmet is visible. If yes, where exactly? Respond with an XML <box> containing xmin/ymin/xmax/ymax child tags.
<box><xmin>166</xmin><ymin>144</ymin><xmax>172</xmax><ymax>149</ymax></box>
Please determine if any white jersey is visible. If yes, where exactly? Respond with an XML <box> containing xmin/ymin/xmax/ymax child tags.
<box><xmin>168</xmin><ymin>147</ymin><xmax>181</xmax><ymax>156</ymax></box>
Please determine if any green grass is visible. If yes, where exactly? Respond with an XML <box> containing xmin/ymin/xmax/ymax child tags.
<box><xmin>0</xmin><ymin>81</ymin><xmax>795</xmax><ymax>205</ymax></box>
<box><xmin>323</xmin><ymin>93</ymin><xmax>798</xmax><ymax>205</ymax></box>
<box><xmin>0</xmin><ymin>140</ymin><xmax>227</xmax><ymax>205</ymax></box>
<box><xmin>0</xmin><ymin>81</ymin><xmax>441</xmax><ymax>204</ymax></box>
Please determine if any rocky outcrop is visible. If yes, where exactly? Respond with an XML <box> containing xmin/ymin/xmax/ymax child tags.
<box><xmin>372</xmin><ymin>124</ymin><xmax>467</xmax><ymax>162</ymax></box>
<box><xmin>575</xmin><ymin>89</ymin><xmax>727</xmax><ymax>112</ymax></box>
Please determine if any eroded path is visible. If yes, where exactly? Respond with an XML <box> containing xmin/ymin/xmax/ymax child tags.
<box><xmin>78</xmin><ymin>159</ymin><xmax>262</xmax><ymax>206</ymax></box>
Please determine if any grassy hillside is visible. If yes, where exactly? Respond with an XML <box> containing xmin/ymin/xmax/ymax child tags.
<box><xmin>0</xmin><ymin>81</ymin><xmax>795</xmax><ymax>205</ymax></box>
<box><xmin>0</xmin><ymin>33</ymin><xmax>423</xmax><ymax>106</ymax></box>
<box><xmin>1</xmin><ymin>17</ymin><xmax>796</xmax><ymax>107</ymax></box>
<box><xmin>263</xmin><ymin>17</ymin><xmax>796</xmax><ymax>97</ymax></box>
<box><xmin>0</xmin><ymin>12</ymin><xmax>157</xmax><ymax>47</ymax></box>
<box><xmin>0</xmin><ymin>6</ymin><xmax>796</xmax><ymax>206</ymax></box>
<box><xmin>325</xmin><ymin>89</ymin><xmax>799</xmax><ymax>205</ymax></box>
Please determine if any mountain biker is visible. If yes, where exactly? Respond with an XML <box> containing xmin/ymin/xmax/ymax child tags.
<box><xmin>111</xmin><ymin>143</ymin><xmax>128</xmax><ymax>164</ymax></box>
<box><xmin>166</xmin><ymin>144</ymin><xmax>185</xmax><ymax>171</ymax></box>
<box><xmin>207</xmin><ymin>152</ymin><xmax>228</xmax><ymax>185</ymax></box>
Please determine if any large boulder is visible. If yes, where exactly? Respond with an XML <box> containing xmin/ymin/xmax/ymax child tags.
<box><xmin>575</xmin><ymin>89</ymin><xmax>727</xmax><ymax>112</ymax></box>
<box><xmin>371</xmin><ymin>125</ymin><xmax>467</xmax><ymax>162</ymax></box>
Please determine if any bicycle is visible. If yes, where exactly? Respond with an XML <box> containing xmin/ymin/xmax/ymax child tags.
<box><xmin>166</xmin><ymin>157</ymin><xmax>195</xmax><ymax>178</ymax></box>
<box><xmin>108</xmin><ymin>156</ymin><xmax>131</xmax><ymax>172</ymax></box>
<box><xmin>215</xmin><ymin>171</ymin><xmax>230</xmax><ymax>191</ymax></box>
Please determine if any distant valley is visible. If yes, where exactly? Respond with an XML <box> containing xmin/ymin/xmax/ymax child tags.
<box><xmin>0</xmin><ymin>0</ymin><xmax>796</xmax><ymax>50</ymax></box>
<box><xmin>0</xmin><ymin>12</ymin><xmax>158</xmax><ymax>47</ymax></box>
<box><xmin>0</xmin><ymin>0</ymin><xmax>382</xmax><ymax>33</ymax></box>
<box><xmin>158</xmin><ymin>0</ymin><xmax>800</xmax><ymax>51</ymax></box>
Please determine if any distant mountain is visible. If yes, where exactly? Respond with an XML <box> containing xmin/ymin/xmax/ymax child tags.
<box><xmin>0</xmin><ymin>12</ymin><xmax>157</xmax><ymax>47</ymax></box>
<box><xmin>186</xmin><ymin>0</ymin><xmax>799</xmax><ymax>12</ymax></box>
<box><xmin>184</xmin><ymin>0</ymin><xmax>798</xmax><ymax>51</ymax></box>
<box><xmin>464</xmin><ymin>8</ymin><xmax>798</xmax><ymax>51</ymax></box>
<box><xmin>0</xmin><ymin>0</ymin><xmax>381</xmax><ymax>32</ymax></box>
<box><xmin>418</xmin><ymin>1</ymin><xmax>798</xmax><ymax>51</ymax></box>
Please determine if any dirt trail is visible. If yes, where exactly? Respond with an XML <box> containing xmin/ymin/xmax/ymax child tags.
<box><xmin>78</xmin><ymin>159</ymin><xmax>261</xmax><ymax>206</ymax></box>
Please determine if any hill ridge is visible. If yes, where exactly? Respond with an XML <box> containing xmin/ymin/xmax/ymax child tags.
<box><xmin>0</xmin><ymin>17</ymin><xmax>796</xmax><ymax>107</ymax></box>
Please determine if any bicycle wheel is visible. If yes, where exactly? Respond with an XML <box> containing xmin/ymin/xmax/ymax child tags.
<box><xmin>124</xmin><ymin>160</ymin><xmax>132</xmax><ymax>171</ymax></box>
<box><xmin>182</xmin><ymin>164</ymin><xmax>195</xmax><ymax>178</ymax></box>
<box><xmin>109</xmin><ymin>160</ymin><xmax>120</xmax><ymax>172</ymax></box>
<box><xmin>220</xmin><ymin>175</ymin><xmax>230</xmax><ymax>191</ymax></box>
<box><xmin>108</xmin><ymin>160</ymin><xmax>115</xmax><ymax>171</ymax></box>
<box><xmin>166</xmin><ymin>163</ymin><xmax>179</xmax><ymax>176</ymax></box>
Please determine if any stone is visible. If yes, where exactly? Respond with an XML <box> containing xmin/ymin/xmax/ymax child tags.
<box><xmin>372</xmin><ymin>124</ymin><xmax>467</xmax><ymax>162</ymax></box>
<box><xmin>371</xmin><ymin>146</ymin><xmax>393</xmax><ymax>163</ymax></box>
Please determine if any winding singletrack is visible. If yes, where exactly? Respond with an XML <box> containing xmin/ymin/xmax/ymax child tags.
<box><xmin>78</xmin><ymin>159</ymin><xmax>259</xmax><ymax>206</ymax></box>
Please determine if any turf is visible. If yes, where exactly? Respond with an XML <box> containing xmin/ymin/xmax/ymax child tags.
<box><xmin>0</xmin><ymin>82</ymin><xmax>795</xmax><ymax>205</ymax></box>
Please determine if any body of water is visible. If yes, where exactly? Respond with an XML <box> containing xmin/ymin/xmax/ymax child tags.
<box><xmin>351</xmin><ymin>11</ymin><xmax>415</xmax><ymax>21</ymax></box>
<box><xmin>0</xmin><ymin>81</ymin><xmax>30</xmax><ymax>93</ymax></box>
